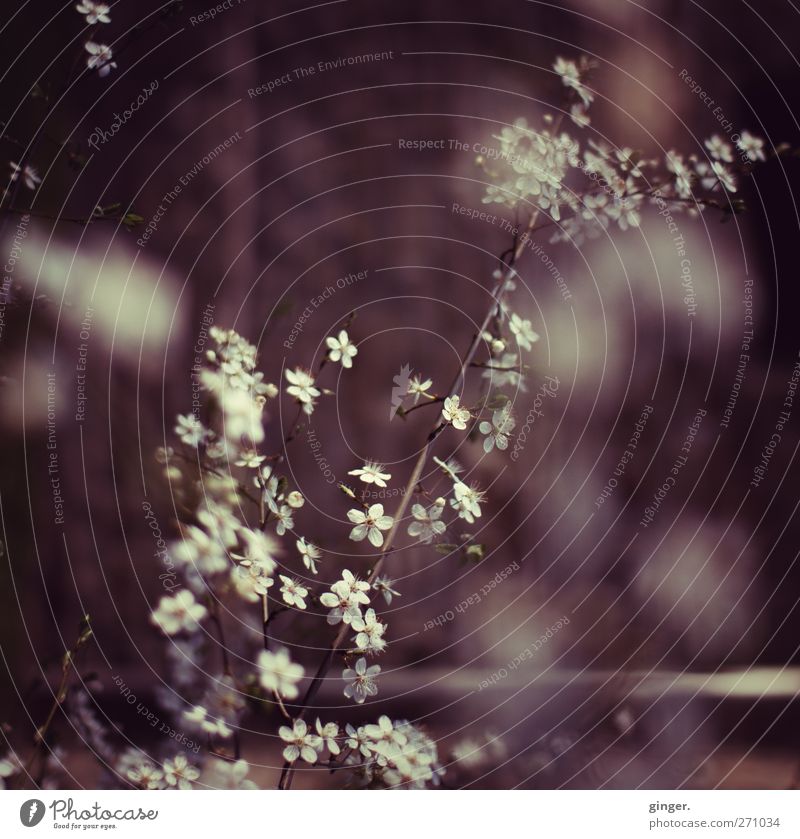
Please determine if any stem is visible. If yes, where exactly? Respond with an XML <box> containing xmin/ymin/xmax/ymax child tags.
<box><xmin>261</xmin><ymin>594</ymin><xmax>270</xmax><ymax>651</ymax></box>
<box><xmin>277</xmin><ymin>205</ymin><xmax>546</xmax><ymax>790</ymax></box>
<box><xmin>21</xmin><ymin>617</ymin><xmax>92</xmax><ymax>787</ymax></box>
<box><xmin>399</xmin><ymin>396</ymin><xmax>445</xmax><ymax>417</ymax></box>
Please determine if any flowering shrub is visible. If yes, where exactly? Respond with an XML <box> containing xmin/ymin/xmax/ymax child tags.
<box><xmin>0</xmin><ymin>42</ymin><xmax>780</xmax><ymax>791</ymax></box>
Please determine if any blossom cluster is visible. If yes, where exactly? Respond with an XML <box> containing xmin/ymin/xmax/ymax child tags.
<box><xmin>478</xmin><ymin>57</ymin><xmax>768</xmax><ymax>248</ymax></box>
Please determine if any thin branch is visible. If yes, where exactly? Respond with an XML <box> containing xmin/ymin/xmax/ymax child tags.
<box><xmin>277</xmin><ymin>190</ymin><xmax>550</xmax><ymax>790</ymax></box>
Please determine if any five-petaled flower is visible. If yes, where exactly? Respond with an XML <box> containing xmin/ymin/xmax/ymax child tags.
<box><xmin>509</xmin><ymin>313</ymin><xmax>540</xmax><ymax>352</ymax></box>
<box><xmin>279</xmin><ymin>575</ymin><xmax>308</xmax><ymax>610</ymax></box>
<box><xmin>372</xmin><ymin>574</ymin><xmax>401</xmax><ymax>605</ymax></box>
<box><xmin>347</xmin><ymin>503</ymin><xmax>394</xmax><ymax>547</ymax></box>
<box><xmin>736</xmin><ymin>131</ymin><xmax>765</xmax><ymax>162</ymax></box>
<box><xmin>320</xmin><ymin>570</ymin><xmax>370</xmax><ymax>624</ymax></box>
<box><xmin>348</xmin><ymin>461</ymin><xmax>392</xmax><ymax>488</ymax></box>
<box><xmin>175</xmin><ymin>413</ymin><xmax>205</xmax><ymax>447</ymax></box>
<box><xmin>315</xmin><ymin>719</ymin><xmax>341</xmax><ymax>755</ymax></box>
<box><xmin>343</xmin><ymin>657</ymin><xmax>381</xmax><ymax>704</ymax></box>
<box><xmin>279</xmin><ymin>719</ymin><xmax>322</xmax><ymax>764</ymax></box>
<box><xmin>442</xmin><ymin>395</ymin><xmax>471</xmax><ymax>431</ymax></box>
<box><xmin>284</xmin><ymin>367</ymin><xmax>320</xmax><ymax>414</ymax></box>
<box><xmin>407</xmin><ymin>500</ymin><xmax>447</xmax><ymax>544</ymax></box>
<box><xmin>450</xmin><ymin>481</ymin><xmax>485</xmax><ymax>524</ymax></box>
<box><xmin>407</xmin><ymin>374</ymin><xmax>433</xmax><ymax>403</ymax></box>
<box><xmin>9</xmin><ymin>161</ymin><xmax>41</xmax><ymax>190</ymax></box>
<box><xmin>351</xmin><ymin>608</ymin><xmax>388</xmax><ymax>653</ymax></box>
<box><xmin>85</xmin><ymin>41</ymin><xmax>116</xmax><ymax>76</ymax></box>
<box><xmin>163</xmin><ymin>754</ymin><xmax>200</xmax><ymax>790</ymax></box>
<box><xmin>479</xmin><ymin>404</ymin><xmax>516</xmax><ymax>452</ymax></box>
<box><xmin>258</xmin><ymin>647</ymin><xmax>304</xmax><ymax>700</ymax></box>
<box><xmin>76</xmin><ymin>1</ymin><xmax>111</xmax><ymax>24</ymax></box>
<box><xmin>326</xmin><ymin>329</ymin><xmax>358</xmax><ymax>368</ymax></box>
<box><xmin>296</xmin><ymin>537</ymin><xmax>321</xmax><ymax>574</ymax></box>
<box><xmin>150</xmin><ymin>589</ymin><xmax>207</xmax><ymax>635</ymax></box>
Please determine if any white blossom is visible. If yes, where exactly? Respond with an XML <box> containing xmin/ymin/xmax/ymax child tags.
<box><xmin>163</xmin><ymin>754</ymin><xmax>200</xmax><ymax>790</ymax></box>
<box><xmin>9</xmin><ymin>161</ymin><xmax>41</xmax><ymax>190</ymax></box>
<box><xmin>442</xmin><ymin>395</ymin><xmax>471</xmax><ymax>431</ymax></box>
<box><xmin>326</xmin><ymin>329</ymin><xmax>358</xmax><ymax>368</ymax></box>
<box><xmin>279</xmin><ymin>719</ymin><xmax>322</xmax><ymax>764</ymax></box>
<box><xmin>231</xmin><ymin>560</ymin><xmax>274</xmax><ymax>603</ymax></box>
<box><xmin>479</xmin><ymin>404</ymin><xmax>516</xmax><ymax>452</ymax></box>
<box><xmin>285</xmin><ymin>490</ymin><xmax>305</xmax><ymax>508</ymax></box>
<box><xmin>407</xmin><ymin>375</ymin><xmax>433</xmax><ymax>403</ymax></box>
<box><xmin>711</xmin><ymin>161</ymin><xmax>737</xmax><ymax>192</ymax></box>
<box><xmin>480</xmin><ymin>117</ymin><xmax>580</xmax><ymax>219</ymax></box>
<box><xmin>319</xmin><ymin>569</ymin><xmax>370</xmax><ymax>625</ymax></box>
<box><xmin>220</xmin><ymin>388</ymin><xmax>264</xmax><ymax>444</ymax></box>
<box><xmin>76</xmin><ymin>2</ymin><xmax>110</xmax><ymax>24</ymax></box>
<box><xmin>127</xmin><ymin>761</ymin><xmax>164</xmax><ymax>789</ymax></box>
<box><xmin>296</xmin><ymin>537</ymin><xmax>321</xmax><ymax>574</ymax></box>
<box><xmin>347</xmin><ymin>503</ymin><xmax>394</xmax><ymax>547</ymax></box>
<box><xmin>450</xmin><ymin>482</ymin><xmax>485</xmax><ymax>524</ymax></box>
<box><xmin>235</xmin><ymin>448</ymin><xmax>265</xmax><ymax>468</ymax></box>
<box><xmin>150</xmin><ymin>589</ymin><xmax>207</xmax><ymax>635</ymax></box>
<box><xmin>736</xmin><ymin>131</ymin><xmax>765</xmax><ymax>162</ymax></box>
<box><xmin>553</xmin><ymin>56</ymin><xmax>593</xmax><ymax>107</ymax></box>
<box><xmin>258</xmin><ymin>647</ymin><xmax>304</xmax><ymax>700</ymax></box>
<box><xmin>509</xmin><ymin>313</ymin><xmax>539</xmax><ymax>351</ymax></box>
<box><xmin>343</xmin><ymin>657</ymin><xmax>381</xmax><ymax>704</ymax></box>
<box><xmin>482</xmin><ymin>353</ymin><xmax>525</xmax><ymax>390</ymax></box>
<box><xmin>279</xmin><ymin>575</ymin><xmax>308</xmax><ymax>609</ymax></box>
<box><xmin>351</xmin><ymin>608</ymin><xmax>387</xmax><ymax>653</ymax></box>
<box><xmin>704</xmin><ymin>135</ymin><xmax>733</xmax><ymax>163</ymax></box>
<box><xmin>202</xmin><ymin>758</ymin><xmax>258</xmax><ymax>789</ymax></box>
<box><xmin>182</xmin><ymin>705</ymin><xmax>233</xmax><ymax>739</ymax></box>
<box><xmin>171</xmin><ymin>523</ymin><xmax>229</xmax><ymax>577</ymax></box>
<box><xmin>285</xmin><ymin>368</ymin><xmax>320</xmax><ymax>415</ymax></box>
<box><xmin>271</xmin><ymin>503</ymin><xmax>294</xmax><ymax>536</ymax></box>
<box><xmin>315</xmin><ymin>719</ymin><xmax>341</xmax><ymax>755</ymax></box>
<box><xmin>174</xmin><ymin>413</ymin><xmax>206</xmax><ymax>447</ymax></box>
<box><xmin>407</xmin><ymin>500</ymin><xmax>446</xmax><ymax>544</ymax></box>
<box><xmin>85</xmin><ymin>41</ymin><xmax>116</xmax><ymax>76</ymax></box>
<box><xmin>348</xmin><ymin>461</ymin><xmax>392</xmax><ymax>488</ymax></box>
<box><xmin>372</xmin><ymin>574</ymin><xmax>400</xmax><ymax>605</ymax></box>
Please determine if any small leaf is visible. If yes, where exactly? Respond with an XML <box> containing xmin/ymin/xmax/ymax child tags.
<box><xmin>435</xmin><ymin>543</ymin><xmax>458</xmax><ymax>554</ymax></box>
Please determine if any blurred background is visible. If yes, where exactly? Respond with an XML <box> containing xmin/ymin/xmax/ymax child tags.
<box><xmin>1</xmin><ymin>0</ymin><xmax>800</xmax><ymax>789</ymax></box>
